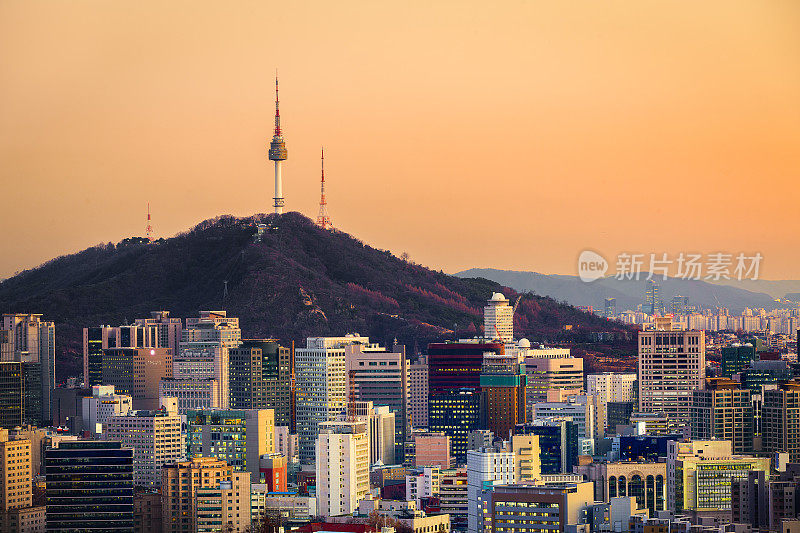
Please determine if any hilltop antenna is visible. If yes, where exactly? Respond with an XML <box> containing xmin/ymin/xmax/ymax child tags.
<box><xmin>146</xmin><ymin>203</ymin><xmax>154</xmax><ymax>242</ymax></box>
<box><xmin>316</xmin><ymin>147</ymin><xmax>333</xmax><ymax>230</ymax></box>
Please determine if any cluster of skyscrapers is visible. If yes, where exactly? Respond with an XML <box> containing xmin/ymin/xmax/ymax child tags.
<box><xmin>1</xmin><ymin>292</ymin><xmax>800</xmax><ymax>533</ymax></box>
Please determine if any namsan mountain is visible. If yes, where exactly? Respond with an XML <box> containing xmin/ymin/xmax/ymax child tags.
<box><xmin>0</xmin><ymin>212</ymin><xmax>636</xmax><ymax>378</ymax></box>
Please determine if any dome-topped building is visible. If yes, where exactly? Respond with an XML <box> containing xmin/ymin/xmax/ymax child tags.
<box><xmin>484</xmin><ymin>292</ymin><xmax>514</xmax><ymax>342</ymax></box>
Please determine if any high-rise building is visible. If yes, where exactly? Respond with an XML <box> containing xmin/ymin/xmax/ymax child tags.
<box><xmin>466</xmin><ymin>445</ymin><xmax>515</xmax><ymax>533</ymax></box>
<box><xmin>645</xmin><ymin>280</ymin><xmax>660</xmax><ymax>315</ymax></box>
<box><xmin>606</xmin><ymin>401</ymin><xmax>635</xmax><ymax>433</ymax></box>
<box><xmin>0</xmin><ymin>362</ymin><xmax>25</xmax><ymax>429</ymax></box>
<box><xmin>731</xmin><ymin>470</ymin><xmax>800</xmax><ymax>531</ymax></box>
<box><xmin>104</xmin><ymin>398</ymin><xmax>184</xmax><ymax>488</ymax></box>
<box><xmin>467</xmin><ymin>430</ymin><xmax>494</xmax><ymax>452</ymax></box>
<box><xmin>158</xmin><ymin>377</ymin><xmax>220</xmax><ymax>414</ymax></box>
<box><xmin>440</xmin><ymin>469</ymin><xmax>468</xmax><ymax>530</ymax></box>
<box><xmin>349</xmin><ymin>401</ymin><xmax>396</xmax><ymax>467</ymax></box>
<box><xmin>0</xmin><ymin>431</ymin><xmax>32</xmax><ymax>532</ymax></box>
<box><xmin>186</xmin><ymin>409</ymin><xmax>274</xmax><ymax>482</ymax></box>
<box><xmin>316</xmin><ymin>420</ymin><xmax>369</xmax><ymax>517</ymax></box>
<box><xmin>229</xmin><ymin>339</ymin><xmax>291</xmax><ymax>425</ymax></box>
<box><xmin>175</xmin><ymin>311</ymin><xmax>241</xmax><ymax>410</ymax></box>
<box><xmin>484</xmin><ymin>293</ymin><xmax>514</xmax><ymax>342</ymax></box>
<box><xmin>740</xmin><ymin>359</ymin><xmax>793</xmax><ymax>395</ymax></box>
<box><xmin>100</xmin><ymin>347</ymin><xmax>172</xmax><ymax>410</ymax></box>
<box><xmin>638</xmin><ymin>318</ymin><xmax>705</xmax><ymax>424</ymax></box>
<box><xmin>408</xmin><ymin>355</ymin><xmax>429</xmax><ymax>429</ymax></box>
<box><xmin>587</xmin><ymin>373</ymin><xmax>637</xmax><ymax>438</ymax></box>
<box><xmin>428</xmin><ymin>341</ymin><xmax>505</xmax><ymax>395</ymax></box>
<box><xmin>45</xmin><ymin>441</ymin><xmax>134</xmax><ymax>532</ymax></box>
<box><xmin>81</xmin><ymin>385</ymin><xmax>133</xmax><ymax>436</ymax></box>
<box><xmin>134</xmin><ymin>491</ymin><xmax>162</xmax><ymax>533</ymax></box>
<box><xmin>720</xmin><ymin>343</ymin><xmax>756</xmax><ymax>378</ymax></box>
<box><xmin>604</xmin><ymin>298</ymin><xmax>617</xmax><ymax>319</ymax></box>
<box><xmin>345</xmin><ymin>342</ymin><xmax>409</xmax><ymax>461</ymax></box>
<box><xmin>295</xmin><ymin>336</ymin><xmax>368</xmax><ymax>465</ymax></box>
<box><xmin>480</xmin><ymin>353</ymin><xmax>526</xmax><ymax>441</ymax></box>
<box><xmin>667</xmin><ymin>439</ymin><xmax>770</xmax><ymax>515</ymax></box>
<box><xmin>414</xmin><ymin>431</ymin><xmax>452</xmax><ymax>469</ymax></box>
<box><xmin>587</xmin><ymin>373</ymin><xmax>637</xmax><ymax>406</ymax></box>
<box><xmin>510</xmin><ymin>434</ymin><xmax>541</xmax><ymax>483</ymax></box>
<box><xmin>405</xmin><ymin>466</ymin><xmax>440</xmax><ymax>508</ymax></box>
<box><xmin>515</xmin><ymin>419</ymin><xmax>578</xmax><ymax>475</ymax></box>
<box><xmin>671</xmin><ymin>296</ymin><xmax>690</xmax><ymax>316</ymax></box>
<box><xmin>763</xmin><ymin>380</ymin><xmax>800</xmax><ymax>462</ymax></box>
<box><xmin>533</xmin><ymin>395</ymin><xmax>595</xmax><ymax>448</ymax></box>
<box><xmin>161</xmin><ymin>456</ymin><xmax>232</xmax><ymax>533</ymax></box>
<box><xmin>2</xmin><ymin>314</ymin><xmax>55</xmax><ymax>424</ymax></box>
<box><xmin>132</xmin><ymin>311</ymin><xmax>182</xmax><ymax>356</ymax></box>
<box><xmin>83</xmin><ymin>323</ymin><xmax>162</xmax><ymax>387</ymax></box>
<box><xmin>429</xmin><ymin>388</ymin><xmax>482</xmax><ymax>465</ymax></box>
<box><xmin>690</xmin><ymin>378</ymin><xmax>753</xmax><ymax>453</ymax></box>
<box><xmin>196</xmin><ymin>471</ymin><xmax>252</xmax><ymax>533</ymax></box>
<box><xmin>521</xmin><ymin>344</ymin><xmax>584</xmax><ymax>404</ymax></box>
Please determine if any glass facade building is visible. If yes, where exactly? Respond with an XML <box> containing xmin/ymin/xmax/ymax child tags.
<box><xmin>428</xmin><ymin>388</ymin><xmax>481</xmax><ymax>464</ymax></box>
<box><xmin>45</xmin><ymin>440</ymin><xmax>134</xmax><ymax>532</ymax></box>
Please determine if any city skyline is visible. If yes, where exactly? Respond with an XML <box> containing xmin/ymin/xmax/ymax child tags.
<box><xmin>1</xmin><ymin>1</ymin><xmax>799</xmax><ymax>280</ymax></box>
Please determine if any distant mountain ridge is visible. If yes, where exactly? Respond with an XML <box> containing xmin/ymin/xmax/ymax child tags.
<box><xmin>0</xmin><ymin>213</ymin><xmax>636</xmax><ymax>379</ymax></box>
<box><xmin>455</xmin><ymin>268</ymin><xmax>783</xmax><ymax>313</ymax></box>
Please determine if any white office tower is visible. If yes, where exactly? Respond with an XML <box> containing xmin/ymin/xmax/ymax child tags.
<box><xmin>316</xmin><ymin>420</ymin><xmax>369</xmax><ymax>517</ymax></box>
<box><xmin>82</xmin><ymin>385</ymin><xmax>133</xmax><ymax>436</ymax></box>
<box><xmin>484</xmin><ymin>293</ymin><xmax>514</xmax><ymax>342</ymax></box>
<box><xmin>587</xmin><ymin>373</ymin><xmax>637</xmax><ymax>438</ymax></box>
<box><xmin>406</xmin><ymin>466</ymin><xmax>441</xmax><ymax>508</ymax></box>
<box><xmin>295</xmin><ymin>335</ymin><xmax>369</xmax><ymax>465</ymax></box>
<box><xmin>350</xmin><ymin>401</ymin><xmax>396</xmax><ymax>466</ymax></box>
<box><xmin>638</xmin><ymin>317</ymin><xmax>705</xmax><ymax>424</ymax></box>
<box><xmin>533</xmin><ymin>395</ymin><xmax>595</xmax><ymax>455</ymax></box>
<box><xmin>104</xmin><ymin>397</ymin><xmax>184</xmax><ymax>488</ymax></box>
<box><xmin>1</xmin><ymin>313</ymin><xmax>55</xmax><ymax>422</ymax></box>
<box><xmin>174</xmin><ymin>311</ymin><xmax>241</xmax><ymax>409</ymax></box>
<box><xmin>467</xmin><ymin>446</ymin><xmax>515</xmax><ymax>533</ymax></box>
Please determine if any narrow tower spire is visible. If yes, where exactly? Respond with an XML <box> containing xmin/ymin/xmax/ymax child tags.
<box><xmin>273</xmin><ymin>76</ymin><xmax>281</xmax><ymax>136</ymax></box>
<box><xmin>268</xmin><ymin>74</ymin><xmax>288</xmax><ymax>214</ymax></box>
<box><xmin>316</xmin><ymin>147</ymin><xmax>332</xmax><ymax>230</ymax></box>
<box><xmin>145</xmin><ymin>202</ymin><xmax>153</xmax><ymax>242</ymax></box>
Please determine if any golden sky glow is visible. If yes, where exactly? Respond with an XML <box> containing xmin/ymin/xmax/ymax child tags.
<box><xmin>1</xmin><ymin>1</ymin><xmax>799</xmax><ymax>278</ymax></box>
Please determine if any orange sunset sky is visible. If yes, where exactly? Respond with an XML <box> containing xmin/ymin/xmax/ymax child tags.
<box><xmin>1</xmin><ymin>1</ymin><xmax>799</xmax><ymax>279</ymax></box>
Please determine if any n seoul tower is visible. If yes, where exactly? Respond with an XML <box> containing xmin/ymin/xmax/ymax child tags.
<box><xmin>268</xmin><ymin>76</ymin><xmax>288</xmax><ymax>214</ymax></box>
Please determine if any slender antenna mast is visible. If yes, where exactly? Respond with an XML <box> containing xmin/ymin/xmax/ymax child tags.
<box><xmin>146</xmin><ymin>203</ymin><xmax>153</xmax><ymax>242</ymax></box>
<box><xmin>316</xmin><ymin>147</ymin><xmax>333</xmax><ymax>230</ymax></box>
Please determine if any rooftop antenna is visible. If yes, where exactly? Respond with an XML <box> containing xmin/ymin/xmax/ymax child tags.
<box><xmin>316</xmin><ymin>147</ymin><xmax>332</xmax><ymax>230</ymax></box>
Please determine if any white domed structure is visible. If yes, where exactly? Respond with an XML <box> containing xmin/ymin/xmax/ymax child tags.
<box><xmin>517</xmin><ymin>338</ymin><xmax>531</xmax><ymax>349</ymax></box>
<box><xmin>490</xmin><ymin>292</ymin><xmax>507</xmax><ymax>302</ymax></box>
